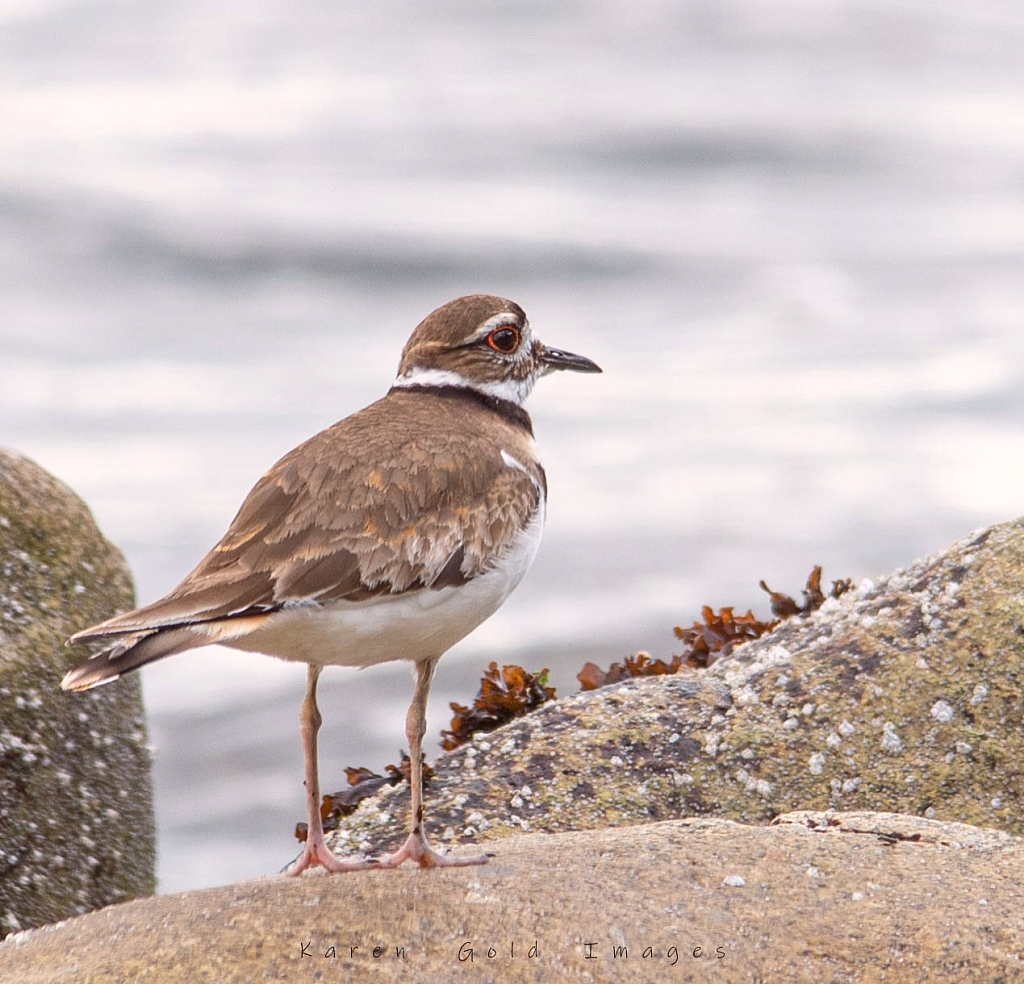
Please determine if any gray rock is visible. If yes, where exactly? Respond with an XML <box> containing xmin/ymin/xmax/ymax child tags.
<box><xmin>2</xmin><ymin>813</ymin><xmax>1021</xmax><ymax>983</ymax></box>
<box><xmin>325</xmin><ymin>517</ymin><xmax>1024</xmax><ymax>856</ymax></box>
<box><xmin>0</xmin><ymin>448</ymin><xmax>155</xmax><ymax>939</ymax></box>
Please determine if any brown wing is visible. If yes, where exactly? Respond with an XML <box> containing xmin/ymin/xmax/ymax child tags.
<box><xmin>70</xmin><ymin>389</ymin><xmax>543</xmax><ymax>643</ymax></box>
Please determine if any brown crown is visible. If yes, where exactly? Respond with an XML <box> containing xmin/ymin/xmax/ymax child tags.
<box><xmin>396</xmin><ymin>295</ymin><xmax>531</xmax><ymax>382</ymax></box>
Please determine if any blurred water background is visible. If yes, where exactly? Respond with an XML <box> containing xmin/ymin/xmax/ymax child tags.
<box><xmin>2</xmin><ymin>0</ymin><xmax>1023</xmax><ymax>893</ymax></box>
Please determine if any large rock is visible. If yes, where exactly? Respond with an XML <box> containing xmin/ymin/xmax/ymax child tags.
<box><xmin>327</xmin><ymin>518</ymin><xmax>1024</xmax><ymax>856</ymax></box>
<box><xmin>0</xmin><ymin>448</ymin><xmax>155</xmax><ymax>939</ymax></box>
<box><xmin>1</xmin><ymin>812</ymin><xmax>1020</xmax><ymax>982</ymax></box>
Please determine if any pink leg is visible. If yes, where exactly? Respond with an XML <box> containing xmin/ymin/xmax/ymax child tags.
<box><xmin>286</xmin><ymin>665</ymin><xmax>377</xmax><ymax>876</ymax></box>
<box><xmin>377</xmin><ymin>657</ymin><xmax>490</xmax><ymax>869</ymax></box>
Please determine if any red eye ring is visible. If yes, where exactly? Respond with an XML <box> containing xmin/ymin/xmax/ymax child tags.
<box><xmin>487</xmin><ymin>326</ymin><xmax>520</xmax><ymax>353</ymax></box>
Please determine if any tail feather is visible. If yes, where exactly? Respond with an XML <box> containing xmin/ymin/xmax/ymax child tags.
<box><xmin>61</xmin><ymin>627</ymin><xmax>207</xmax><ymax>692</ymax></box>
<box><xmin>67</xmin><ymin>572</ymin><xmax>275</xmax><ymax>646</ymax></box>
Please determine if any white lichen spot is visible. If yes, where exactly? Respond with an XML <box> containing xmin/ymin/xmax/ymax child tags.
<box><xmin>801</xmin><ymin>703</ymin><xmax>816</xmax><ymax>717</ymax></box>
<box><xmin>838</xmin><ymin>720</ymin><xmax>856</xmax><ymax>738</ymax></box>
<box><xmin>740</xmin><ymin>748</ymin><xmax>755</xmax><ymax>760</ymax></box>
<box><xmin>930</xmin><ymin>700</ymin><xmax>955</xmax><ymax>724</ymax></box>
<box><xmin>852</xmin><ymin>891</ymin><xmax>864</xmax><ymax>901</ymax></box>
<box><xmin>510</xmin><ymin>794</ymin><xmax>524</xmax><ymax>810</ymax></box>
<box><xmin>722</xmin><ymin>874</ymin><xmax>746</xmax><ymax>888</ymax></box>
<box><xmin>841</xmin><ymin>777</ymin><xmax>862</xmax><ymax>794</ymax></box>
<box><xmin>970</xmin><ymin>685</ymin><xmax>989</xmax><ymax>705</ymax></box>
<box><xmin>809</xmin><ymin>752</ymin><xmax>826</xmax><ymax>776</ymax></box>
<box><xmin>955</xmin><ymin>742</ymin><xmax>973</xmax><ymax>755</ymax></box>
<box><xmin>463</xmin><ymin>880</ymin><xmax>499</xmax><ymax>905</ymax></box>
<box><xmin>782</xmin><ymin>718</ymin><xmax>799</xmax><ymax>732</ymax></box>
<box><xmin>826</xmin><ymin>733</ymin><xmax>842</xmax><ymax>750</ymax></box>
<box><xmin>818</xmin><ymin>597</ymin><xmax>841</xmax><ymax>615</ymax></box>
<box><xmin>609</xmin><ymin>755</ymin><xmax>624</xmax><ymax>767</ymax></box>
<box><xmin>880</xmin><ymin>722</ymin><xmax>904</xmax><ymax>755</ymax></box>
<box><xmin>720</xmin><ymin>644</ymin><xmax>793</xmax><ymax>694</ymax></box>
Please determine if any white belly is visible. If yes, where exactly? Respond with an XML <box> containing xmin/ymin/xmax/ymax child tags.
<box><xmin>220</xmin><ymin>503</ymin><xmax>544</xmax><ymax>668</ymax></box>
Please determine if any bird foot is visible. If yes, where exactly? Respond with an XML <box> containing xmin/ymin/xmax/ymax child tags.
<box><xmin>285</xmin><ymin>838</ymin><xmax>378</xmax><ymax>876</ymax></box>
<box><xmin>376</xmin><ymin>830</ymin><xmax>490</xmax><ymax>869</ymax></box>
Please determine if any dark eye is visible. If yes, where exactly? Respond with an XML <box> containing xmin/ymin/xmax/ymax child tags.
<box><xmin>487</xmin><ymin>327</ymin><xmax>520</xmax><ymax>353</ymax></box>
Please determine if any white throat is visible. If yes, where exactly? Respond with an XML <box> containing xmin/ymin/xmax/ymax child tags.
<box><xmin>392</xmin><ymin>367</ymin><xmax>536</xmax><ymax>407</ymax></box>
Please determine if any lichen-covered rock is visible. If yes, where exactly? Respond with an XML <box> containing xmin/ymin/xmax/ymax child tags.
<box><xmin>1</xmin><ymin>813</ymin><xmax>1021</xmax><ymax>983</ymax></box>
<box><xmin>0</xmin><ymin>448</ymin><xmax>155</xmax><ymax>939</ymax></box>
<box><xmin>327</xmin><ymin>518</ymin><xmax>1024</xmax><ymax>856</ymax></box>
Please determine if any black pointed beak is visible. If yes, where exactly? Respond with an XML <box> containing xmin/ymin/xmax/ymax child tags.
<box><xmin>540</xmin><ymin>346</ymin><xmax>602</xmax><ymax>374</ymax></box>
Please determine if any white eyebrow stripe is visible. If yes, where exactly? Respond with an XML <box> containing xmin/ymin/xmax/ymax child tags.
<box><xmin>466</xmin><ymin>313</ymin><xmax>529</xmax><ymax>343</ymax></box>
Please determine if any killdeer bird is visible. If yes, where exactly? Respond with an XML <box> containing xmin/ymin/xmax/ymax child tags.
<box><xmin>62</xmin><ymin>294</ymin><xmax>601</xmax><ymax>875</ymax></box>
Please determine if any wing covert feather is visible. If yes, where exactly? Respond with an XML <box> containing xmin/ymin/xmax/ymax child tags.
<box><xmin>72</xmin><ymin>389</ymin><xmax>543</xmax><ymax>641</ymax></box>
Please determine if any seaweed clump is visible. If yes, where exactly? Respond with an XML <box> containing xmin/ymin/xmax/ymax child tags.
<box><xmin>579</xmin><ymin>565</ymin><xmax>853</xmax><ymax>688</ymax></box>
<box><xmin>440</xmin><ymin>662</ymin><xmax>556</xmax><ymax>751</ymax></box>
